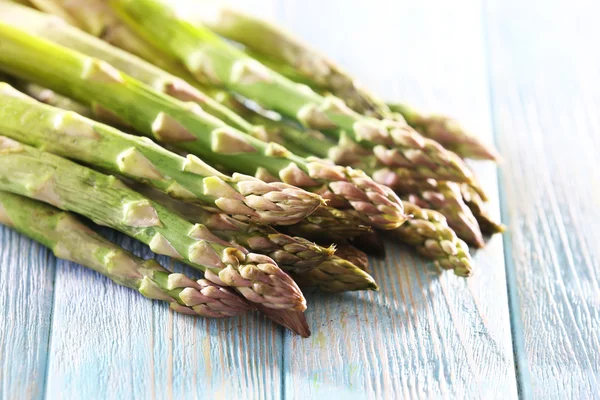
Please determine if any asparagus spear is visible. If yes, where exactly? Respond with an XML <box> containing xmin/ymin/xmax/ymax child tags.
<box><xmin>0</xmin><ymin>136</ymin><xmax>306</xmax><ymax>311</ymax></box>
<box><xmin>0</xmin><ymin>82</ymin><xmax>323</xmax><ymax>226</ymax></box>
<box><xmin>185</xmin><ymin>0</ymin><xmax>389</xmax><ymax>119</ymax></box>
<box><xmin>184</xmin><ymin>1</ymin><xmax>499</xmax><ymax>161</ymax></box>
<box><xmin>394</xmin><ymin>201</ymin><xmax>473</xmax><ymax>277</ymax></box>
<box><xmin>460</xmin><ymin>183</ymin><xmax>506</xmax><ymax>235</ymax></box>
<box><xmin>335</xmin><ymin>245</ymin><xmax>369</xmax><ymax>271</ymax></box>
<box><xmin>387</xmin><ymin>103</ymin><xmax>500</xmax><ymax>161</ymax></box>
<box><xmin>401</xmin><ymin>181</ymin><xmax>484</xmax><ymax>248</ymax></box>
<box><xmin>211</xmin><ymin>90</ymin><xmax>486</xmax><ymax>247</ymax></box>
<box><xmin>0</xmin><ymin>23</ymin><xmax>407</xmax><ymax>231</ymax></box>
<box><xmin>109</xmin><ymin>0</ymin><xmax>476</xmax><ymax>185</ymax></box>
<box><xmin>0</xmin><ymin>191</ymin><xmax>252</xmax><ymax>317</ymax></box>
<box><xmin>130</xmin><ymin>182</ymin><xmax>335</xmax><ymax>274</ymax></box>
<box><xmin>133</xmin><ymin>182</ymin><xmax>378</xmax><ymax>291</ymax></box>
<box><xmin>0</xmin><ymin>80</ymin><xmax>370</xmax><ymax>246</ymax></box>
<box><xmin>25</xmin><ymin>0</ymin><xmax>187</xmax><ymax>76</ymax></box>
<box><xmin>0</xmin><ymin>1</ymin><xmax>253</xmax><ymax>133</ymax></box>
<box><xmin>291</xmin><ymin>257</ymin><xmax>378</xmax><ymax>293</ymax></box>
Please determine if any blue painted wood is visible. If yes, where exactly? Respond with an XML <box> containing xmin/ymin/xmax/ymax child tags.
<box><xmin>42</xmin><ymin>231</ymin><xmax>282</xmax><ymax>400</ymax></box>
<box><xmin>0</xmin><ymin>227</ymin><xmax>55</xmax><ymax>399</ymax></box>
<box><xmin>276</xmin><ymin>0</ymin><xmax>517</xmax><ymax>398</ymax></box>
<box><xmin>485</xmin><ymin>0</ymin><xmax>600</xmax><ymax>397</ymax></box>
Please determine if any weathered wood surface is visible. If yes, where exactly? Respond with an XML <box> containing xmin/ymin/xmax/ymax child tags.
<box><xmin>8</xmin><ymin>0</ymin><xmax>600</xmax><ymax>397</ymax></box>
<box><xmin>277</xmin><ymin>0</ymin><xmax>515</xmax><ymax>398</ymax></box>
<box><xmin>486</xmin><ymin>0</ymin><xmax>600</xmax><ymax>397</ymax></box>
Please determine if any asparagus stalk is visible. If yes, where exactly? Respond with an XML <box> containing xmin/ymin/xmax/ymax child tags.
<box><xmin>26</xmin><ymin>0</ymin><xmax>187</xmax><ymax>77</ymax></box>
<box><xmin>130</xmin><ymin>182</ymin><xmax>335</xmax><ymax>274</ymax></box>
<box><xmin>0</xmin><ymin>83</ymin><xmax>324</xmax><ymax>226</ymax></box>
<box><xmin>1</xmin><ymin>79</ymin><xmax>370</xmax><ymax>245</ymax></box>
<box><xmin>401</xmin><ymin>181</ymin><xmax>484</xmax><ymax>248</ymax></box>
<box><xmin>335</xmin><ymin>245</ymin><xmax>369</xmax><ymax>271</ymax></box>
<box><xmin>0</xmin><ymin>23</ymin><xmax>407</xmax><ymax>231</ymax></box>
<box><xmin>0</xmin><ymin>1</ymin><xmax>253</xmax><ymax>133</ymax></box>
<box><xmin>4</xmin><ymin>80</ymin><xmax>375</xmax><ymax>240</ymax></box>
<box><xmin>184</xmin><ymin>1</ymin><xmax>499</xmax><ymax>161</ymax></box>
<box><xmin>460</xmin><ymin>183</ymin><xmax>506</xmax><ymax>235</ymax></box>
<box><xmin>0</xmin><ymin>136</ymin><xmax>306</xmax><ymax>310</ymax></box>
<box><xmin>211</xmin><ymin>89</ymin><xmax>486</xmax><ymax>247</ymax></box>
<box><xmin>186</xmin><ymin>1</ymin><xmax>389</xmax><ymax>119</ymax></box>
<box><xmin>394</xmin><ymin>201</ymin><xmax>473</xmax><ymax>277</ymax></box>
<box><xmin>0</xmin><ymin>191</ymin><xmax>252</xmax><ymax>317</ymax></box>
<box><xmin>133</xmin><ymin>182</ymin><xmax>378</xmax><ymax>291</ymax></box>
<box><xmin>109</xmin><ymin>0</ymin><xmax>476</xmax><ymax>185</ymax></box>
<box><xmin>387</xmin><ymin>103</ymin><xmax>500</xmax><ymax>161</ymax></box>
<box><xmin>291</xmin><ymin>256</ymin><xmax>378</xmax><ymax>293</ymax></box>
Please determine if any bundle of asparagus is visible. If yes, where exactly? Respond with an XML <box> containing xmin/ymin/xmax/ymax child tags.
<box><xmin>0</xmin><ymin>0</ymin><xmax>504</xmax><ymax>337</ymax></box>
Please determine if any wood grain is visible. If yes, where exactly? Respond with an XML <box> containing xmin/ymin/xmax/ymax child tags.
<box><xmin>0</xmin><ymin>228</ymin><xmax>55</xmax><ymax>400</ymax></box>
<box><xmin>41</xmin><ymin>231</ymin><xmax>283</xmax><ymax>400</ymax></box>
<box><xmin>276</xmin><ymin>0</ymin><xmax>517</xmax><ymax>398</ymax></box>
<box><xmin>485</xmin><ymin>0</ymin><xmax>600</xmax><ymax>397</ymax></box>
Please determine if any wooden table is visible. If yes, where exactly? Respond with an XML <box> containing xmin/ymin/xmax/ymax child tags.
<box><xmin>1</xmin><ymin>0</ymin><xmax>599</xmax><ymax>398</ymax></box>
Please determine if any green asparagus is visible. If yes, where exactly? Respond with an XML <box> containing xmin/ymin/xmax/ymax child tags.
<box><xmin>0</xmin><ymin>136</ymin><xmax>306</xmax><ymax>310</ymax></box>
<box><xmin>387</xmin><ymin>103</ymin><xmax>500</xmax><ymax>161</ymax></box>
<box><xmin>0</xmin><ymin>22</ymin><xmax>407</xmax><ymax>230</ymax></box>
<box><xmin>184</xmin><ymin>0</ymin><xmax>389</xmax><ymax>119</ymax></box>
<box><xmin>183</xmin><ymin>1</ymin><xmax>499</xmax><ymax>161</ymax></box>
<box><xmin>291</xmin><ymin>257</ymin><xmax>378</xmax><ymax>293</ymax></box>
<box><xmin>109</xmin><ymin>0</ymin><xmax>476</xmax><ymax>185</ymax></box>
<box><xmin>130</xmin><ymin>182</ymin><xmax>335</xmax><ymax>274</ymax></box>
<box><xmin>460</xmin><ymin>183</ymin><xmax>506</xmax><ymax>235</ymax></box>
<box><xmin>0</xmin><ymin>1</ymin><xmax>254</xmax><ymax>133</ymax></box>
<box><xmin>400</xmin><ymin>181</ymin><xmax>484</xmax><ymax>248</ymax></box>
<box><xmin>131</xmin><ymin>181</ymin><xmax>377</xmax><ymax>292</ymax></box>
<box><xmin>26</xmin><ymin>0</ymin><xmax>188</xmax><ymax>76</ymax></box>
<box><xmin>0</xmin><ymin>82</ymin><xmax>324</xmax><ymax>226</ymax></box>
<box><xmin>0</xmin><ymin>191</ymin><xmax>252</xmax><ymax>317</ymax></box>
<box><xmin>210</xmin><ymin>90</ymin><xmax>486</xmax><ymax>248</ymax></box>
<box><xmin>394</xmin><ymin>201</ymin><xmax>474</xmax><ymax>277</ymax></box>
<box><xmin>1</xmin><ymin>78</ymin><xmax>370</xmax><ymax>244</ymax></box>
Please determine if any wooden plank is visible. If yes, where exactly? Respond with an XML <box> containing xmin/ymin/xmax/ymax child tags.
<box><xmin>43</xmin><ymin>231</ymin><xmax>282</xmax><ymax>400</ymax></box>
<box><xmin>485</xmin><ymin>0</ymin><xmax>600</xmax><ymax>397</ymax></box>
<box><xmin>0</xmin><ymin>227</ymin><xmax>55</xmax><ymax>399</ymax></box>
<box><xmin>275</xmin><ymin>1</ymin><xmax>517</xmax><ymax>398</ymax></box>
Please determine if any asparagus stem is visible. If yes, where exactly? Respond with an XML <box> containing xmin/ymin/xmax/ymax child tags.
<box><xmin>0</xmin><ymin>21</ymin><xmax>406</xmax><ymax>230</ymax></box>
<box><xmin>0</xmin><ymin>191</ymin><xmax>252</xmax><ymax>317</ymax></box>
<box><xmin>0</xmin><ymin>136</ymin><xmax>306</xmax><ymax>310</ymax></box>
<box><xmin>109</xmin><ymin>0</ymin><xmax>476</xmax><ymax>186</ymax></box>
<box><xmin>460</xmin><ymin>183</ymin><xmax>506</xmax><ymax>235</ymax></box>
<box><xmin>134</xmin><ymin>182</ymin><xmax>377</xmax><ymax>292</ymax></box>
<box><xmin>400</xmin><ymin>181</ymin><xmax>484</xmax><ymax>248</ymax></box>
<box><xmin>291</xmin><ymin>256</ymin><xmax>378</xmax><ymax>293</ymax></box>
<box><xmin>393</xmin><ymin>201</ymin><xmax>474</xmax><ymax>277</ymax></box>
<box><xmin>130</xmin><ymin>182</ymin><xmax>336</xmax><ymax>274</ymax></box>
<box><xmin>189</xmin><ymin>1</ymin><xmax>389</xmax><ymax>119</ymax></box>
<box><xmin>184</xmin><ymin>1</ymin><xmax>499</xmax><ymax>161</ymax></box>
<box><xmin>0</xmin><ymin>1</ymin><xmax>256</xmax><ymax>133</ymax></box>
<box><xmin>387</xmin><ymin>103</ymin><xmax>500</xmax><ymax>161</ymax></box>
<box><xmin>0</xmin><ymin>83</ymin><xmax>323</xmax><ymax>226</ymax></box>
